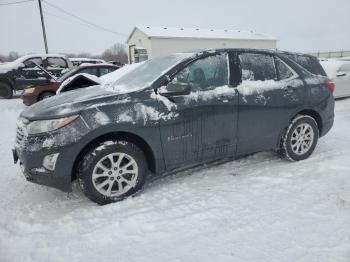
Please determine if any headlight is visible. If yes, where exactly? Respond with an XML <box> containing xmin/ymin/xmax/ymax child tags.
<box><xmin>27</xmin><ymin>115</ymin><xmax>79</xmax><ymax>135</ymax></box>
<box><xmin>24</xmin><ymin>88</ymin><xmax>35</xmax><ymax>94</ymax></box>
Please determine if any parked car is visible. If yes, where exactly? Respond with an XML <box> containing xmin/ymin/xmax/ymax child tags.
<box><xmin>22</xmin><ymin>63</ymin><xmax>119</xmax><ymax>105</ymax></box>
<box><xmin>320</xmin><ymin>60</ymin><xmax>350</xmax><ymax>98</ymax></box>
<box><xmin>0</xmin><ymin>54</ymin><xmax>73</xmax><ymax>99</ymax></box>
<box><xmin>70</xmin><ymin>58</ymin><xmax>106</xmax><ymax>67</ymax></box>
<box><xmin>13</xmin><ymin>49</ymin><xmax>335</xmax><ymax>204</ymax></box>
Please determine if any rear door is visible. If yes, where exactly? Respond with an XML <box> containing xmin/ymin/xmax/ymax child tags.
<box><xmin>157</xmin><ymin>52</ymin><xmax>239</xmax><ymax>171</ymax></box>
<box><xmin>236</xmin><ymin>52</ymin><xmax>305</xmax><ymax>155</ymax></box>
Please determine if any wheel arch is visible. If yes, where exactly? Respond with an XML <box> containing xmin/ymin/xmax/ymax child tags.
<box><xmin>71</xmin><ymin>131</ymin><xmax>156</xmax><ymax>181</ymax></box>
<box><xmin>295</xmin><ymin>109</ymin><xmax>322</xmax><ymax>134</ymax></box>
<box><xmin>276</xmin><ymin>109</ymin><xmax>322</xmax><ymax>150</ymax></box>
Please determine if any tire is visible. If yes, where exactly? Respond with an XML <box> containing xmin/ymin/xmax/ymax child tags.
<box><xmin>38</xmin><ymin>91</ymin><xmax>55</xmax><ymax>101</ymax></box>
<box><xmin>278</xmin><ymin>115</ymin><xmax>319</xmax><ymax>161</ymax></box>
<box><xmin>78</xmin><ymin>140</ymin><xmax>148</xmax><ymax>205</ymax></box>
<box><xmin>0</xmin><ymin>82</ymin><xmax>13</xmax><ymax>99</ymax></box>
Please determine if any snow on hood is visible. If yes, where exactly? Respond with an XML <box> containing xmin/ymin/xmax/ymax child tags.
<box><xmin>21</xmin><ymin>85</ymin><xmax>120</xmax><ymax>120</ymax></box>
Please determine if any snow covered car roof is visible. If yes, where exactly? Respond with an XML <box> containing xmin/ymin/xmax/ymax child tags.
<box><xmin>70</xmin><ymin>58</ymin><xmax>105</xmax><ymax>63</ymax></box>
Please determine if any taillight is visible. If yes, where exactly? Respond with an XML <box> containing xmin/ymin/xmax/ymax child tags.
<box><xmin>325</xmin><ymin>80</ymin><xmax>335</xmax><ymax>93</ymax></box>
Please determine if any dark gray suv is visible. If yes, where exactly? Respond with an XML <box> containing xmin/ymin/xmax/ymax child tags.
<box><xmin>13</xmin><ymin>49</ymin><xmax>335</xmax><ymax>204</ymax></box>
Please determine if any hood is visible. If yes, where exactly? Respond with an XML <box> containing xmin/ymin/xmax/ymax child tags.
<box><xmin>0</xmin><ymin>61</ymin><xmax>17</xmax><ymax>74</ymax></box>
<box><xmin>21</xmin><ymin>85</ymin><xmax>125</xmax><ymax>120</ymax></box>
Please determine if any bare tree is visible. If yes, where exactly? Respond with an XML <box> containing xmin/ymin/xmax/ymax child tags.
<box><xmin>101</xmin><ymin>43</ymin><xmax>128</xmax><ymax>64</ymax></box>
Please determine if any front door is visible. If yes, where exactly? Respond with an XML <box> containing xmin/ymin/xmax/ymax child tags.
<box><xmin>156</xmin><ymin>52</ymin><xmax>239</xmax><ymax>171</ymax></box>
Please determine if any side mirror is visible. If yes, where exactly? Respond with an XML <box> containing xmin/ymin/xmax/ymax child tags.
<box><xmin>159</xmin><ymin>82</ymin><xmax>191</xmax><ymax>97</ymax></box>
<box><xmin>336</xmin><ymin>72</ymin><xmax>346</xmax><ymax>77</ymax></box>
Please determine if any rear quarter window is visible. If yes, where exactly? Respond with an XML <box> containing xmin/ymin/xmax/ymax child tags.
<box><xmin>285</xmin><ymin>54</ymin><xmax>326</xmax><ymax>76</ymax></box>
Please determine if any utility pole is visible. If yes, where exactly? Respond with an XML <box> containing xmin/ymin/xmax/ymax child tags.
<box><xmin>38</xmin><ymin>0</ymin><xmax>48</xmax><ymax>53</ymax></box>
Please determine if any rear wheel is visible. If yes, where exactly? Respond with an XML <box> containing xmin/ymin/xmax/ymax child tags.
<box><xmin>78</xmin><ymin>140</ymin><xmax>148</xmax><ymax>205</ymax></box>
<box><xmin>279</xmin><ymin>115</ymin><xmax>319</xmax><ymax>161</ymax></box>
<box><xmin>38</xmin><ymin>91</ymin><xmax>55</xmax><ymax>101</ymax></box>
<box><xmin>0</xmin><ymin>82</ymin><xmax>13</xmax><ymax>99</ymax></box>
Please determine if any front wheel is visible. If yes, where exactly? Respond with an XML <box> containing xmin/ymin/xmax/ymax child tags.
<box><xmin>78</xmin><ymin>140</ymin><xmax>148</xmax><ymax>205</ymax></box>
<box><xmin>279</xmin><ymin>115</ymin><xmax>319</xmax><ymax>161</ymax></box>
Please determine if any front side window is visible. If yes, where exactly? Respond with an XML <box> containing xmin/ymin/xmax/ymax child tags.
<box><xmin>171</xmin><ymin>53</ymin><xmax>228</xmax><ymax>91</ymax></box>
<box><xmin>23</xmin><ymin>58</ymin><xmax>43</xmax><ymax>68</ymax></box>
<box><xmin>47</xmin><ymin>57</ymin><xmax>67</xmax><ymax>69</ymax></box>
<box><xmin>275</xmin><ymin>57</ymin><xmax>294</xmax><ymax>80</ymax></box>
<box><xmin>239</xmin><ymin>53</ymin><xmax>276</xmax><ymax>81</ymax></box>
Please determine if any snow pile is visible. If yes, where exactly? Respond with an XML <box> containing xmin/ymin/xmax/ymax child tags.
<box><xmin>1</xmin><ymin>98</ymin><xmax>350</xmax><ymax>261</ymax></box>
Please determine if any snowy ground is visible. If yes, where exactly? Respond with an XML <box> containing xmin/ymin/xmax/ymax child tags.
<box><xmin>0</xmin><ymin>97</ymin><xmax>350</xmax><ymax>262</ymax></box>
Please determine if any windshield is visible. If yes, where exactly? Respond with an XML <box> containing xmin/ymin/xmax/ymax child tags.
<box><xmin>57</xmin><ymin>68</ymin><xmax>78</xmax><ymax>82</ymax></box>
<box><xmin>104</xmin><ymin>53</ymin><xmax>193</xmax><ymax>91</ymax></box>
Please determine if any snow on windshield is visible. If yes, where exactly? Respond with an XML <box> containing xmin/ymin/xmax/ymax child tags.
<box><xmin>101</xmin><ymin>53</ymin><xmax>193</xmax><ymax>93</ymax></box>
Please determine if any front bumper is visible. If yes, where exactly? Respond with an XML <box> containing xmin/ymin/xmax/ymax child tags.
<box><xmin>13</xmin><ymin>117</ymin><xmax>89</xmax><ymax>192</ymax></box>
<box><xmin>13</xmin><ymin>148</ymin><xmax>72</xmax><ymax>192</ymax></box>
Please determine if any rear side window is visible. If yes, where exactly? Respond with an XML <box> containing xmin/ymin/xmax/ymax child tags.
<box><xmin>275</xmin><ymin>57</ymin><xmax>294</xmax><ymax>80</ymax></box>
<box><xmin>47</xmin><ymin>57</ymin><xmax>68</xmax><ymax>69</ymax></box>
<box><xmin>285</xmin><ymin>54</ymin><xmax>326</xmax><ymax>76</ymax></box>
<box><xmin>239</xmin><ymin>53</ymin><xmax>277</xmax><ymax>81</ymax></box>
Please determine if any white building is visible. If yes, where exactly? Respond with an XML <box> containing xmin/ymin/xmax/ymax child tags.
<box><xmin>126</xmin><ymin>26</ymin><xmax>277</xmax><ymax>63</ymax></box>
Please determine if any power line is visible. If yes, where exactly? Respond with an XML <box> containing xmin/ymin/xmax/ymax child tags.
<box><xmin>42</xmin><ymin>0</ymin><xmax>127</xmax><ymax>37</ymax></box>
<box><xmin>0</xmin><ymin>0</ymin><xmax>33</xmax><ymax>6</ymax></box>
<box><xmin>43</xmin><ymin>10</ymin><xmax>101</xmax><ymax>31</ymax></box>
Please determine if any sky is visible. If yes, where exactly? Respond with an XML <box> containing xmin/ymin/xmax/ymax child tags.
<box><xmin>0</xmin><ymin>0</ymin><xmax>349</xmax><ymax>56</ymax></box>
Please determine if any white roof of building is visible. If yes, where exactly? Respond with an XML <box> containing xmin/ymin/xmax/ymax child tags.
<box><xmin>128</xmin><ymin>26</ymin><xmax>276</xmax><ymax>42</ymax></box>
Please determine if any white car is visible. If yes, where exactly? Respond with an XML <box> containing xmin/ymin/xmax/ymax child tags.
<box><xmin>321</xmin><ymin>60</ymin><xmax>350</xmax><ymax>98</ymax></box>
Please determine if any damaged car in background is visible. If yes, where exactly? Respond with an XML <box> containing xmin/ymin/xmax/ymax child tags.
<box><xmin>0</xmin><ymin>54</ymin><xmax>73</xmax><ymax>99</ymax></box>
<box><xmin>13</xmin><ymin>49</ymin><xmax>335</xmax><ymax>204</ymax></box>
<box><xmin>22</xmin><ymin>63</ymin><xmax>119</xmax><ymax>105</ymax></box>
